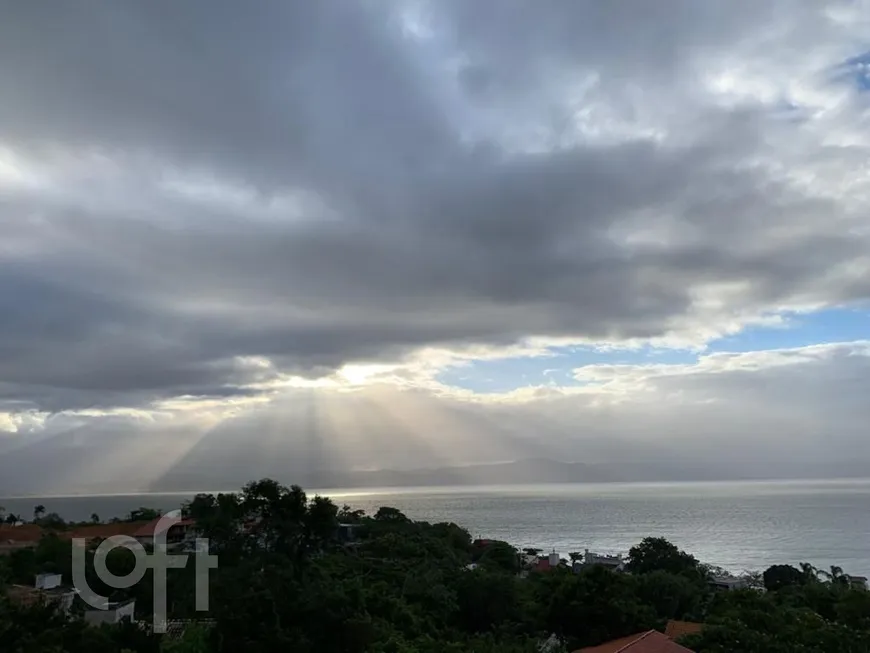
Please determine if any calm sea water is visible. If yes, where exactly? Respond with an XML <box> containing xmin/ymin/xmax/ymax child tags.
<box><xmin>3</xmin><ymin>479</ymin><xmax>870</xmax><ymax>575</ymax></box>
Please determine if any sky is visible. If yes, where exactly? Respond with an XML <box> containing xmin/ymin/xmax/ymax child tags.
<box><xmin>2</xmin><ymin>1</ymin><xmax>870</xmax><ymax>494</ymax></box>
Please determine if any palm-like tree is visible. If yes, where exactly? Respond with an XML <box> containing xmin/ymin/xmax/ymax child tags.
<box><xmin>5</xmin><ymin>513</ymin><xmax>20</xmax><ymax>525</ymax></box>
<box><xmin>90</xmin><ymin>513</ymin><xmax>101</xmax><ymax>524</ymax></box>
<box><xmin>819</xmin><ymin>565</ymin><xmax>848</xmax><ymax>586</ymax></box>
<box><xmin>799</xmin><ymin>562</ymin><xmax>820</xmax><ymax>583</ymax></box>
<box><xmin>33</xmin><ymin>504</ymin><xmax>45</xmax><ymax>521</ymax></box>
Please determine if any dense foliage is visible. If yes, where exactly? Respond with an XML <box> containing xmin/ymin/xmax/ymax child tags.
<box><xmin>2</xmin><ymin>480</ymin><xmax>870</xmax><ymax>652</ymax></box>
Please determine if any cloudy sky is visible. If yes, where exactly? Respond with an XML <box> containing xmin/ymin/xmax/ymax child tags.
<box><xmin>2</xmin><ymin>1</ymin><xmax>870</xmax><ymax>494</ymax></box>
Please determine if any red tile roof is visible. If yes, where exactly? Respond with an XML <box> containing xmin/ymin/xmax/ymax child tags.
<box><xmin>575</xmin><ymin>630</ymin><xmax>696</xmax><ymax>653</ymax></box>
<box><xmin>133</xmin><ymin>517</ymin><xmax>196</xmax><ymax>538</ymax></box>
<box><xmin>63</xmin><ymin>521</ymin><xmax>152</xmax><ymax>541</ymax></box>
<box><xmin>664</xmin><ymin>621</ymin><xmax>704</xmax><ymax>641</ymax></box>
<box><xmin>0</xmin><ymin>524</ymin><xmax>43</xmax><ymax>543</ymax></box>
<box><xmin>532</xmin><ymin>558</ymin><xmax>553</xmax><ymax>572</ymax></box>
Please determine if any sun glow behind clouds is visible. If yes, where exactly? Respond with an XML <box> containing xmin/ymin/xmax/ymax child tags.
<box><xmin>338</xmin><ymin>364</ymin><xmax>403</xmax><ymax>385</ymax></box>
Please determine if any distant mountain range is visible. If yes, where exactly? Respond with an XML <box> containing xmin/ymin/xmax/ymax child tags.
<box><xmin>326</xmin><ymin>457</ymin><xmax>747</xmax><ymax>488</ymax></box>
<box><xmin>151</xmin><ymin>456</ymin><xmax>852</xmax><ymax>493</ymax></box>
<box><xmin>3</xmin><ymin>442</ymin><xmax>868</xmax><ymax>495</ymax></box>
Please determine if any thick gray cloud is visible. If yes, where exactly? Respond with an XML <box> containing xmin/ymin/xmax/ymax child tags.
<box><xmin>0</xmin><ymin>1</ymin><xmax>869</xmax><ymax>425</ymax></box>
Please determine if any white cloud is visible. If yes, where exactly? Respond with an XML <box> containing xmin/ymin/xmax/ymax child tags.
<box><xmin>3</xmin><ymin>340</ymin><xmax>870</xmax><ymax>493</ymax></box>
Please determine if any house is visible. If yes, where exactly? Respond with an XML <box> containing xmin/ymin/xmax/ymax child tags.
<box><xmin>576</xmin><ymin>549</ymin><xmax>625</xmax><ymax>573</ymax></box>
<box><xmin>7</xmin><ymin>584</ymin><xmax>76</xmax><ymax>614</ymax></box>
<box><xmin>522</xmin><ymin>552</ymin><xmax>541</xmax><ymax>568</ymax></box>
<box><xmin>708</xmin><ymin>574</ymin><xmax>749</xmax><ymax>591</ymax></box>
<box><xmin>35</xmin><ymin>572</ymin><xmax>63</xmax><ymax>590</ymax></box>
<box><xmin>574</xmin><ymin>630</ymin><xmax>696</xmax><ymax>653</ymax></box>
<box><xmin>83</xmin><ymin>598</ymin><xmax>136</xmax><ymax>626</ymax></box>
<box><xmin>664</xmin><ymin>621</ymin><xmax>704</xmax><ymax>641</ymax></box>
<box><xmin>844</xmin><ymin>574</ymin><xmax>868</xmax><ymax>590</ymax></box>
<box><xmin>134</xmin><ymin>517</ymin><xmax>197</xmax><ymax>550</ymax></box>
<box><xmin>531</xmin><ymin>551</ymin><xmax>563</xmax><ymax>573</ymax></box>
<box><xmin>6</xmin><ymin>574</ymin><xmax>77</xmax><ymax>614</ymax></box>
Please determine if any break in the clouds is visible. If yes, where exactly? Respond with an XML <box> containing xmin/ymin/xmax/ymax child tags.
<box><xmin>2</xmin><ymin>1</ymin><xmax>870</xmax><ymax>492</ymax></box>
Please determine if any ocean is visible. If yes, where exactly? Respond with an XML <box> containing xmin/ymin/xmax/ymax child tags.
<box><xmin>3</xmin><ymin>479</ymin><xmax>870</xmax><ymax>576</ymax></box>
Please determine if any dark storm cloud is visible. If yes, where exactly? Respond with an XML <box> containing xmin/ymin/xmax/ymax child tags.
<box><xmin>0</xmin><ymin>1</ymin><xmax>867</xmax><ymax>412</ymax></box>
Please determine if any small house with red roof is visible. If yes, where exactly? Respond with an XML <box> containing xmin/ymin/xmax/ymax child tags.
<box><xmin>530</xmin><ymin>551</ymin><xmax>565</xmax><ymax>573</ymax></box>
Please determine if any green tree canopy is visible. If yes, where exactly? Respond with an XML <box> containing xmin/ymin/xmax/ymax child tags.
<box><xmin>764</xmin><ymin>564</ymin><xmax>806</xmax><ymax>591</ymax></box>
<box><xmin>626</xmin><ymin>536</ymin><xmax>701</xmax><ymax>578</ymax></box>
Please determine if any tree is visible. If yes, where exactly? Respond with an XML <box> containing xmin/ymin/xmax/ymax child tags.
<box><xmin>160</xmin><ymin>624</ymin><xmax>211</xmax><ymax>652</ymax></box>
<box><xmin>764</xmin><ymin>564</ymin><xmax>806</xmax><ymax>591</ymax></box>
<box><xmin>38</xmin><ymin>512</ymin><xmax>67</xmax><ymax>531</ymax></box>
<box><xmin>33</xmin><ymin>504</ymin><xmax>45</xmax><ymax>521</ymax></box>
<box><xmin>374</xmin><ymin>506</ymin><xmax>409</xmax><ymax>523</ymax></box>
<box><xmin>836</xmin><ymin>589</ymin><xmax>870</xmax><ymax>630</ymax></box>
<box><xmin>633</xmin><ymin>570</ymin><xmax>705</xmax><ymax>621</ymax></box>
<box><xmin>430</xmin><ymin>522</ymin><xmax>472</xmax><ymax>552</ymax></box>
<box><xmin>626</xmin><ymin>537</ymin><xmax>700</xmax><ymax>577</ymax></box>
<box><xmin>478</xmin><ymin>541</ymin><xmax>520</xmax><ymax>574</ymax></box>
<box><xmin>128</xmin><ymin>507</ymin><xmax>161</xmax><ymax>522</ymax></box>
<box><xmin>90</xmin><ymin>513</ymin><xmax>101</xmax><ymax>524</ymax></box>
<box><xmin>338</xmin><ymin>504</ymin><xmax>366</xmax><ymax>523</ymax></box>
<box><xmin>305</xmin><ymin>494</ymin><xmax>339</xmax><ymax>551</ymax></box>
<box><xmin>544</xmin><ymin>565</ymin><xmax>657</xmax><ymax>649</ymax></box>
<box><xmin>456</xmin><ymin>569</ymin><xmax>524</xmax><ymax>633</ymax></box>
<box><xmin>743</xmin><ymin>570</ymin><xmax>765</xmax><ymax>590</ymax></box>
<box><xmin>820</xmin><ymin>565</ymin><xmax>849</xmax><ymax>586</ymax></box>
<box><xmin>799</xmin><ymin>562</ymin><xmax>823</xmax><ymax>584</ymax></box>
<box><xmin>568</xmin><ymin>552</ymin><xmax>582</xmax><ymax>565</ymax></box>
<box><xmin>10</xmin><ymin>483</ymin><xmax>870</xmax><ymax>653</ymax></box>
<box><xmin>183</xmin><ymin>493</ymin><xmax>218</xmax><ymax>520</ymax></box>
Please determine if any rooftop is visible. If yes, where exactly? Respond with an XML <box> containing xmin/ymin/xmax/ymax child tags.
<box><xmin>575</xmin><ymin>630</ymin><xmax>696</xmax><ymax>653</ymax></box>
<box><xmin>0</xmin><ymin>524</ymin><xmax>43</xmax><ymax>543</ymax></box>
<box><xmin>161</xmin><ymin>618</ymin><xmax>217</xmax><ymax>639</ymax></box>
<box><xmin>1</xmin><ymin>521</ymin><xmax>160</xmax><ymax>546</ymax></box>
<box><xmin>532</xmin><ymin>557</ymin><xmax>563</xmax><ymax>572</ymax></box>
<box><xmin>6</xmin><ymin>584</ymin><xmax>75</xmax><ymax>607</ymax></box>
<box><xmin>65</xmin><ymin>521</ymin><xmax>152</xmax><ymax>541</ymax></box>
<box><xmin>133</xmin><ymin>517</ymin><xmax>196</xmax><ymax>538</ymax></box>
